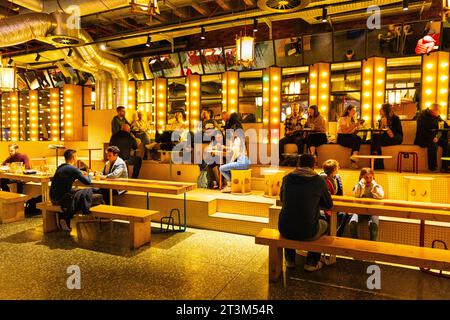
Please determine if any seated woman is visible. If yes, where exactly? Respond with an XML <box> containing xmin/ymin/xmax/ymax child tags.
<box><xmin>219</xmin><ymin>121</ymin><xmax>250</xmax><ymax>193</ymax></box>
<box><xmin>304</xmin><ymin>105</ymin><xmax>328</xmax><ymax>157</ymax></box>
<box><xmin>371</xmin><ymin>103</ymin><xmax>403</xmax><ymax>170</ymax></box>
<box><xmin>337</xmin><ymin>105</ymin><xmax>362</xmax><ymax>168</ymax></box>
<box><xmin>147</xmin><ymin>110</ymin><xmax>188</xmax><ymax>152</ymax></box>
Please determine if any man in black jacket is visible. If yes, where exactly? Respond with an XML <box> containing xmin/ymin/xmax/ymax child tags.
<box><xmin>278</xmin><ymin>154</ymin><xmax>333</xmax><ymax>272</ymax></box>
<box><xmin>414</xmin><ymin>104</ymin><xmax>450</xmax><ymax>172</ymax></box>
<box><xmin>109</xmin><ymin>124</ymin><xmax>142</xmax><ymax>178</ymax></box>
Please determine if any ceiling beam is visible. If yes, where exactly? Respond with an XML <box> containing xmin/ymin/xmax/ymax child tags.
<box><xmin>216</xmin><ymin>0</ymin><xmax>231</xmax><ymax>11</ymax></box>
<box><xmin>191</xmin><ymin>2</ymin><xmax>210</xmax><ymax>16</ymax></box>
<box><xmin>164</xmin><ymin>0</ymin><xmax>190</xmax><ymax>19</ymax></box>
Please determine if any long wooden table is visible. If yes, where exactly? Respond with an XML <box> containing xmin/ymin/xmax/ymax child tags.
<box><xmin>75</xmin><ymin>178</ymin><xmax>196</xmax><ymax>231</ymax></box>
<box><xmin>0</xmin><ymin>172</ymin><xmax>52</xmax><ymax>202</ymax></box>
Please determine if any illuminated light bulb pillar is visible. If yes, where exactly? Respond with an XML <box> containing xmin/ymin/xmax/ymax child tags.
<box><xmin>361</xmin><ymin>57</ymin><xmax>386</xmax><ymax>126</ymax></box>
<box><xmin>186</xmin><ymin>74</ymin><xmax>201</xmax><ymax>132</ymax></box>
<box><xmin>10</xmin><ymin>92</ymin><xmax>19</xmax><ymax>141</ymax></box>
<box><xmin>63</xmin><ymin>84</ymin><xmax>83</xmax><ymax>141</ymax></box>
<box><xmin>50</xmin><ymin>88</ymin><xmax>60</xmax><ymax>141</ymax></box>
<box><xmin>262</xmin><ymin>67</ymin><xmax>281</xmax><ymax>144</ymax></box>
<box><xmin>309</xmin><ymin>63</ymin><xmax>330</xmax><ymax>128</ymax></box>
<box><xmin>29</xmin><ymin>90</ymin><xmax>39</xmax><ymax>141</ymax></box>
<box><xmin>155</xmin><ymin>78</ymin><xmax>167</xmax><ymax>134</ymax></box>
<box><xmin>422</xmin><ymin>51</ymin><xmax>449</xmax><ymax>119</ymax></box>
<box><xmin>127</xmin><ymin>81</ymin><xmax>136</xmax><ymax>111</ymax></box>
<box><xmin>222</xmin><ymin>71</ymin><xmax>238</xmax><ymax>113</ymax></box>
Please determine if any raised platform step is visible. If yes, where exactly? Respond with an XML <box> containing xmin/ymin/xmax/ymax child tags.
<box><xmin>216</xmin><ymin>199</ymin><xmax>272</xmax><ymax>218</ymax></box>
<box><xmin>210</xmin><ymin>212</ymin><xmax>269</xmax><ymax>224</ymax></box>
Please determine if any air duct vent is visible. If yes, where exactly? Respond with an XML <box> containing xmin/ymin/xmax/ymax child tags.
<box><xmin>49</xmin><ymin>36</ymin><xmax>83</xmax><ymax>45</ymax></box>
<box><xmin>257</xmin><ymin>0</ymin><xmax>310</xmax><ymax>13</ymax></box>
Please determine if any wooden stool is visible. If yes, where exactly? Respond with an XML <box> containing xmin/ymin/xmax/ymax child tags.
<box><xmin>262</xmin><ymin>170</ymin><xmax>285</xmax><ymax>198</ymax></box>
<box><xmin>231</xmin><ymin>169</ymin><xmax>252</xmax><ymax>195</ymax></box>
<box><xmin>397</xmin><ymin>152</ymin><xmax>418</xmax><ymax>173</ymax></box>
<box><xmin>0</xmin><ymin>191</ymin><xmax>30</xmax><ymax>224</ymax></box>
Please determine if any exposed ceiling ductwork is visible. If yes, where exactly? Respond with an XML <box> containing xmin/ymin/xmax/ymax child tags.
<box><xmin>0</xmin><ymin>11</ymin><xmax>127</xmax><ymax>109</ymax></box>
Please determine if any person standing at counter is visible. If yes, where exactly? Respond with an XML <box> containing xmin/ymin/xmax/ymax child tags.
<box><xmin>414</xmin><ymin>103</ymin><xmax>450</xmax><ymax>172</ymax></box>
<box><xmin>304</xmin><ymin>105</ymin><xmax>328</xmax><ymax>158</ymax></box>
<box><xmin>371</xmin><ymin>103</ymin><xmax>403</xmax><ymax>170</ymax></box>
<box><xmin>337</xmin><ymin>105</ymin><xmax>362</xmax><ymax>168</ymax></box>
<box><xmin>1</xmin><ymin>143</ymin><xmax>31</xmax><ymax>193</ymax></box>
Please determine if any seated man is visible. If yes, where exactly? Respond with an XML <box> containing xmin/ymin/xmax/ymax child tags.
<box><xmin>96</xmin><ymin>146</ymin><xmax>128</xmax><ymax>205</ymax></box>
<box><xmin>49</xmin><ymin>149</ymin><xmax>98</xmax><ymax>231</ymax></box>
<box><xmin>131</xmin><ymin>110</ymin><xmax>151</xmax><ymax>147</ymax></box>
<box><xmin>414</xmin><ymin>103</ymin><xmax>450</xmax><ymax>172</ymax></box>
<box><xmin>279</xmin><ymin>102</ymin><xmax>305</xmax><ymax>163</ymax></box>
<box><xmin>1</xmin><ymin>143</ymin><xmax>31</xmax><ymax>193</ymax></box>
<box><xmin>109</xmin><ymin>124</ymin><xmax>142</xmax><ymax>178</ymax></box>
<box><xmin>278</xmin><ymin>154</ymin><xmax>333</xmax><ymax>272</ymax></box>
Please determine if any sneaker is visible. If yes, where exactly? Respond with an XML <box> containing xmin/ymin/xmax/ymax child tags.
<box><xmin>221</xmin><ymin>186</ymin><xmax>231</xmax><ymax>193</ymax></box>
<box><xmin>59</xmin><ymin>219</ymin><xmax>72</xmax><ymax>232</ymax></box>
<box><xmin>285</xmin><ymin>259</ymin><xmax>296</xmax><ymax>268</ymax></box>
<box><xmin>320</xmin><ymin>254</ymin><xmax>336</xmax><ymax>266</ymax></box>
<box><xmin>304</xmin><ymin>261</ymin><xmax>324</xmax><ymax>272</ymax></box>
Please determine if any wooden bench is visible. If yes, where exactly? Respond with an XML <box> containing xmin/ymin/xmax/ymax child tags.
<box><xmin>0</xmin><ymin>191</ymin><xmax>30</xmax><ymax>224</ymax></box>
<box><xmin>37</xmin><ymin>202</ymin><xmax>159</xmax><ymax>249</ymax></box>
<box><xmin>256</xmin><ymin>228</ymin><xmax>450</xmax><ymax>282</ymax></box>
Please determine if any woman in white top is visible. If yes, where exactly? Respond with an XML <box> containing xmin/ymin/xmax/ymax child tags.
<box><xmin>337</xmin><ymin>105</ymin><xmax>363</xmax><ymax>167</ymax></box>
<box><xmin>219</xmin><ymin>123</ymin><xmax>250</xmax><ymax>193</ymax></box>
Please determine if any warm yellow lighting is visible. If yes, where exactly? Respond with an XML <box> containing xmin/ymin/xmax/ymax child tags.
<box><xmin>65</xmin><ymin>90</ymin><xmax>71</xmax><ymax>94</ymax></box>
<box><xmin>230</xmin><ymin>109</ymin><xmax>236</xmax><ymax>113</ymax></box>
<box><xmin>272</xmin><ymin>118</ymin><xmax>279</xmax><ymax>124</ymax></box>
<box><xmin>272</xmin><ymin>107</ymin><xmax>278</xmax><ymax>112</ymax></box>
<box><xmin>263</xmin><ymin>118</ymin><xmax>268</xmax><ymax>124</ymax></box>
<box><xmin>321</xmin><ymin>94</ymin><xmax>327</xmax><ymax>100</ymax></box>
<box><xmin>230</xmin><ymin>89</ymin><xmax>235</xmax><ymax>94</ymax></box>
<box><xmin>441</xmin><ymin>75</ymin><xmax>449</xmax><ymax>81</ymax></box>
<box><xmin>426</xmin><ymin>63</ymin><xmax>433</xmax><ymax>69</ymax></box>
<box><xmin>425</xmin><ymin>102</ymin><xmax>431</xmax><ymax>107</ymax></box>
<box><xmin>364</xmin><ymin>104</ymin><xmax>370</xmax><ymax>109</ymax></box>
<box><xmin>310</xmin><ymin>84</ymin><xmax>316</xmax><ymax>89</ymax></box>
<box><xmin>364</xmin><ymin>80</ymin><xmax>371</xmax><ymax>85</ymax></box>
<box><xmin>364</xmin><ymin>92</ymin><xmax>370</xmax><ymax>97</ymax></box>
<box><xmin>426</xmin><ymin>89</ymin><xmax>432</xmax><ymax>95</ymax></box>
<box><xmin>230</xmin><ymin>79</ymin><xmax>236</xmax><ymax>84</ymax></box>
<box><xmin>321</xmin><ymin>71</ymin><xmax>328</xmax><ymax>77</ymax></box>
<box><xmin>311</xmin><ymin>72</ymin><xmax>317</xmax><ymax>78</ymax></box>
<box><xmin>377</xmin><ymin>92</ymin><xmax>383</xmax><ymax>97</ymax></box>
<box><xmin>441</xmin><ymin>62</ymin><xmax>449</xmax><ymax>68</ymax></box>
<box><xmin>441</xmin><ymin>89</ymin><xmax>448</xmax><ymax>94</ymax></box>
<box><xmin>321</xmin><ymin>106</ymin><xmax>327</xmax><ymax>111</ymax></box>
<box><xmin>377</xmin><ymin>67</ymin><xmax>384</xmax><ymax>72</ymax></box>
<box><xmin>377</xmin><ymin>79</ymin><xmax>384</xmax><ymax>84</ymax></box>
<box><xmin>364</xmin><ymin>68</ymin><xmax>371</xmax><ymax>74</ymax></box>
<box><xmin>310</xmin><ymin>96</ymin><xmax>316</xmax><ymax>100</ymax></box>
<box><xmin>230</xmin><ymin>99</ymin><xmax>236</xmax><ymax>104</ymax></box>
<box><xmin>321</xmin><ymin>83</ymin><xmax>327</xmax><ymax>88</ymax></box>
<box><xmin>426</xmin><ymin>76</ymin><xmax>433</xmax><ymax>82</ymax></box>
<box><xmin>273</xmin><ymin>97</ymin><xmax>278</xmax><ymax>102</ymax></box>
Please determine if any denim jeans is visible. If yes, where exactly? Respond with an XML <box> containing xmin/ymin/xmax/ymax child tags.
<box><xmin>219</xmin><ymin>155</ymin><xmax>250</xmax><ymax>182</ymax></box>
<box><xmin>284</xmin><ymin>219</ymin><xmax>329</xmax><ymax>266</ymax></box>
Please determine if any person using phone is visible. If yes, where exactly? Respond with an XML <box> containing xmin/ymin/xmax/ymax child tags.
<box><xmin>337</xmin><ymin>105</ymin><xmax>362</xmax><ymax>168</ymax></box>
<box><xmin>349</xmin><ymin>168</ymin><xmax>385</xmax><ymax>241</ymax></box>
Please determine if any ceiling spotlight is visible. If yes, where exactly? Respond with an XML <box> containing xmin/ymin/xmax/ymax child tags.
<box><xmin>146</xmin><ymin>35</ymin><xmax>151</xmax><ymax>47</ymax></box>
<box><xmin>67</xmin><ymin>48</ymin><xmax>73</xmax><ymax>57</ymax></box>
<box><xmin>253</xmin><ymin>19</ymin><xmax>258</xmax><ymax>32</ymax></box>
<box><xmin>35</xmin><ymin>53</ymin><xmax>41</xmax><ymax>62</ymax></box>
<box><xmin>200</xmin><ymin>27</ymin><xmax>206</xmax><ymax>40</ymax></box>
<box><xmin>7</xmin><ymin>58</ymin><xmax>13</xmax><ymax>66</ymax></box>
<box><xmin>100</xmin><ymin>43</ymin><xmax>107</xmax><ymax>51</ymax></box>
<box><xmin>403</xmin><ymin>0</ymin><xmax>409</xmax><ymax>10</ymax></box>
<box><xmin>321</xmin><ymin>7</ymin><xmax>328</xmax><ymax>23</ymax></box>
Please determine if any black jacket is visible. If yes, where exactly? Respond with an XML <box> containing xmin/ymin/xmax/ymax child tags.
<box><xmin>378</xmin><ymin>114</ymin><xmax>403</xmax><ymax>142</ymax></box>
<box><xmin>110</xmin><ymin>130</ymin><xmax>138</xmax><ymax>160</ymax></box>
<box><xmin>60</xmin><ymin>188</ymin><xmax>98</xmax><ymax>220</ymax></box>
<box><xmin>278</xmin><ymin>167</ymin><xmax>333</xmax><ymax>240</ymax></box>
<box><xmin>414</xmin><ymin>109</ymin><xmax>449</xmax><ymax>147</ymax></box>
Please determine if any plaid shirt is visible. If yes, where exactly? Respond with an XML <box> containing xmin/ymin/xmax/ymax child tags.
<box><xmin>284</xmin><ymin>114</ymin><xmax>303</xmax><ymax>134</ymax></box>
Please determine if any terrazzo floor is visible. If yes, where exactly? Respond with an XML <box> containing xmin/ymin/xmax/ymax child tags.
<box><xmin>1</xmin><ymin>216</ymin><xmax>450</xmax><ymax>300</ymax></box>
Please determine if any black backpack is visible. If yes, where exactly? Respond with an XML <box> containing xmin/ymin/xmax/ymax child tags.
<box><xmin>25</xmin><ymin>195</ymin><xmax>43</xmax><ymax>216</ymax></box>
